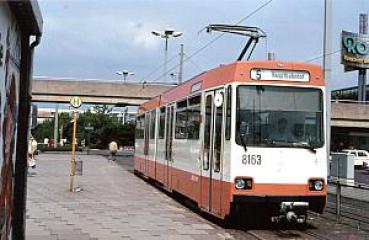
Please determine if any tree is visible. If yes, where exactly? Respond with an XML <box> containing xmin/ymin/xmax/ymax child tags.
<box><xmin>33</xmin><ymin>105</ymin><xmax>136</xmax><ymax>149</ymax></box>
<box><xmin>32</xmin><ymin>119</ymin><xmax>54</xmax><ymax>142</ymax></box>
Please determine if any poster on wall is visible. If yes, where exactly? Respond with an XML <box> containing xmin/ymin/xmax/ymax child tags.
<box><xmin>0</xmin><ymin>7</ymin><xmax>21</xmax><ymax>239</ymax></box>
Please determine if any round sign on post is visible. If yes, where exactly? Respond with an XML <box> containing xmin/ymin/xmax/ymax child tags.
<box><xmin>70</xmin><ymin>96</ymin><xmax>82</xmax><ymax>108</ymax></box>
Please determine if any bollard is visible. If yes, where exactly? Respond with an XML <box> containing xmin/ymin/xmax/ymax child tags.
<box><xmin>336</xmin><ymin>180</ymin><xmax>342</xmax><ymax>223</ymax></box>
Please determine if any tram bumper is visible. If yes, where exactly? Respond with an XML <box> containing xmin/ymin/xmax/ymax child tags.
<box><xmin>232</xmin><ymin>195</ymin><xmax>326</xmax><ymax>214</ymax></box>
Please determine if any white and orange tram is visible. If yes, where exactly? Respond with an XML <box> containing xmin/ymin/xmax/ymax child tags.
<box><xmin>134</xmin><ymin>60</ymin><xmax>327</xmax><ymax>223</ymax></box>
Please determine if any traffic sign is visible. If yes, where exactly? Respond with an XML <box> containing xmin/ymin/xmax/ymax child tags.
<box><xmin>70</xmin><ymin>96</ymin><xmax>82</xmax><ymax>108</ymax></box>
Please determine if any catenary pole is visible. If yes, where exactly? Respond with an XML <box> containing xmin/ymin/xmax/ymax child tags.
<box><xmin>358</xmin><ymin>14</ymin><xmax>368</xmax><ymax>102</ymax></box>
<box><xmin>178</xmin><ymin>44</ymin><xmax>184</xmax><ymax>84</ymax></box>
<box><xmin>323</xmin><ymin>0</ymin><xmax>332</xmax><ymax>175</ymax></box>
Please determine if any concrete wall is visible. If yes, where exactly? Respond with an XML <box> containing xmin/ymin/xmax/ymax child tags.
<box><xmin>0</xmin><ymin>2</ymin><xmax>21</xmax><ymax>238</ymax></box>
<box><xmin>331</xmin><ymin>102</ymin><xmax>369</xmax><ymax>128</ymax></box>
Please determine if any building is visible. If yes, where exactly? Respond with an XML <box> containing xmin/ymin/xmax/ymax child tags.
<box><xmin>331</xmin><ymin>85</ymin><xmax>369</xmax><ymax>151</ymax></box>
<box><xmin>0</xmin><ymin>1</ymin><xmax>42</xmax><ymax>239</ymax></box>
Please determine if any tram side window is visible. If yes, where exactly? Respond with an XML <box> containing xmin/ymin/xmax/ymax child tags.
<box><xmin>175</xmin><ymin>99</ymin><xmax>188</xmax><ymax>139</ymax></box>
<box><xmin>135</xmin><ymin>116</ymin><xmax>144</xmax><ymax>139</ymax></box>
<box><xmin>159</xmin><ymin>107</ymin><xmax>166</xmax><ymax>139</ymax></box>
<box><xmin>225</xmin><ymin>86</ymin><xmax>232</xmax><ymax>140</ymax></box>
<box><xmin>187</xmin><ymin>95</ymin><xmax>201</xmax><ymax>140</ymax></box>
<box><xmin>203</xmin><ymin>95</ymin><xmax>212</xmax><ymax>170</ymax></box>
<box><xmin>150</xmin><ymin>110</ymin><xmax>156</xmax><ymax>139</ymax></box>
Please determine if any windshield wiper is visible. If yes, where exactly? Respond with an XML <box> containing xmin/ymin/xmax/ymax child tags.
<box><xmin>239</xmin><ymin>134</ymin><xmax>247</xmax><ymax>152</ymax></box>
<box><xmin>293</xmin><ymin>142</ymin><xmax>317</xmax><ymax>153</ymax></box>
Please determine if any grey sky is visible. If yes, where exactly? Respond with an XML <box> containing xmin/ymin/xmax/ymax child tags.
<box><xmin>34</xmin><ymin>0</ymin><xmax>369</xmax><ymax>90</ymax></box>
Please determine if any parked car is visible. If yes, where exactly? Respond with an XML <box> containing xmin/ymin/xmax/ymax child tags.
<box><xmin>342</xmin><ymin>149</ymin><xmax>369</xmax><ymax>168</ymax></box>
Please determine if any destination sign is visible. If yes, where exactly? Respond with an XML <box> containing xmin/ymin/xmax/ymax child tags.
<box><xmin>250</xmin><ymin>69</ymin><xmax>310</xmax><ymax>82</ymax></box>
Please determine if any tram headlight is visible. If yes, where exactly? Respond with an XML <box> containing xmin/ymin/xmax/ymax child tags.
<box><xmin>314</xmin><ymin>180</ymin><xmax>324</xmax><ymax>191</ymax></box>
<box><xmin>235</xmin><ymin>179</ymin><xmax>245</xmax><ymax>190</ymax></box>
<box><xmin>309</xmin><ymin>179</ymin><xmax>324</xmax><ymax>191</ymax></box>
<box><xmin>235</xmin><ymin>178</ymin><xmax>253</xmax><ymax>190</ymax></box>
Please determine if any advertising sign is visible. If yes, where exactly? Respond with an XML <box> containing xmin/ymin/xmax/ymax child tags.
<box><xmin>341</xmin><ymin>30</ymin><xmax>369</xmax><ymax>71</ymax></box>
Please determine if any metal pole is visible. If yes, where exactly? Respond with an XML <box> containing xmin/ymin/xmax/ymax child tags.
<box><xmin>358</xmin><ymin>14</ymin><xmax>368</xmax><ymax>102</ymax></box>
<box><xmin>267</xmin><ymin>52</ymin><xmax>275</xmax><ymax>61</ymax></box>
<box><xmin>178</xmin><ymin>44</ymin><xmax>184</xmax><ymax>84</ymax></box>
<box><xmin>336</xmin><ymin>181</ymin><xmax>342</xmax><ymax>223</ymax></box>
<box><xmin>69</xmin><ymin>112</ymin><xmax>77</xmax><ymax>192</ymax></box>
<box><xmin>54</xmin><ymin>104</ymin><xmax>59</xmax><ymax>148</ymax></box>
<box><xmin>324</xmin><ymin>0</ymin><xmax>332</xmax><ymax>175</ymax></box>
<box><xmin>123</xmin><ymin>107</ymin><xmax>127</xmax><ymax>124</ymax></box>
<box><xmin>164</xmin><ymin>37</ymin><xmax>168</xmax><ymax>82</ymax></box>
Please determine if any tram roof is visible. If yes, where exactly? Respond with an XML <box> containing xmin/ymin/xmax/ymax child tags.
<box><xmin>139</xmin><ymin>61</ymin><xmax>324</xmax><ymax>113</ymax></box>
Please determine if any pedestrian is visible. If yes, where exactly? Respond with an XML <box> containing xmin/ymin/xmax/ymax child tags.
<box><xmin>27</xmin><ymin>137</ymin><xmax>37</xmax><ymax>173</ymax></box>
<box><xmin>109</xmin><ymin>140</ymin><xmax>118</xmax><ymax>162</ymax></box>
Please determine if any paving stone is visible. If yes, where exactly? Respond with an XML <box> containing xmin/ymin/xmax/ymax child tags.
<box><xmin>25</xmin><ymin>154</ymin><xmax>233</xmax><ymax>240</ymax></box>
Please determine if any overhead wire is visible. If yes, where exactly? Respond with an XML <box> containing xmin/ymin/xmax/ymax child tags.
<box><xmin>139</xmin><ymin>54</ymin><xmax>178</xmax><ymax>83</ymax></box>
<box><xmin>184</xmin><ymin>53</ymin><xmax>203</xmax><ymax>72</ymax></box>
<box><xmin>304</xmin><ymin>49</ymin><xmax>341</xmax><ymax>63</ymax></box>
<box><xmin>149</xmin><ymin>0</ymin><xmax>274</xmax><ymax>83</ymax></box>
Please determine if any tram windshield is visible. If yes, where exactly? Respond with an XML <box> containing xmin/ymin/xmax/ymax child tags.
<box><xmin>236</xmin><ymin>85</ymin><xmax>323</xmax><ymax>149</ymax></box>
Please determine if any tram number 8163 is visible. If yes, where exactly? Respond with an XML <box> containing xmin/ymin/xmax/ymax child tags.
<box><xmin>242</xmin><ymin>154</ymin><xmax>261</xmax><ymax>165</ymax></box>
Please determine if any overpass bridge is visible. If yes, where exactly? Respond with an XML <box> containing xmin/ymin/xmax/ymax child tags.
<box><xmin>32</xmin><ymin>79</ymin><xmax>369</xmax><ymax>128</ymax></box>
<box><xmin>31</xmin><ymin>77</ymin><xmax>176</xmax><ymax>106</ymax></box>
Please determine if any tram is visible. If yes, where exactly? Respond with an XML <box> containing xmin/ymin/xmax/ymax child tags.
<box><xmin>134</xmin><ymin>60</ymin><xmax>327</xmax><ymax>223</ymax></box>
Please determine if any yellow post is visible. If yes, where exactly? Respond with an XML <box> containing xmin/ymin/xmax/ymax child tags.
<box><xmin>69</xmin><ymin>112</ymin><xmax>77</xmax><ymax>192</ymax></box>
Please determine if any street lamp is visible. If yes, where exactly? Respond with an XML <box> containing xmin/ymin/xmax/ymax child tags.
<box><xmin>116</xmin><ymin>70</ymin><xmax>135</xmax><ymax>82</ymax></box>
<box><xmin>152</xmin><ymin>28</ymin><xmax>183</xmax><ymax>82</ymax></box>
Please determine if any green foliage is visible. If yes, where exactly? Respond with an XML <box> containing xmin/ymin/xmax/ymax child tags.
<box><xmin>32</xmin><ymin>105</ymin><xmax>135</xmax><ymax>149</ymax></box>
<box><xmin>32</xmin><ymin>119</ymin><xmax>54</xmax><ymax>143</ymax></box>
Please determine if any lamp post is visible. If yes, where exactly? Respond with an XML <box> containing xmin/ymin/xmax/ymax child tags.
<box><xmin>152</xmin><ymin>28</ymin><xmax>183</xmax><ymax>82</ymax></box>
<box><xmin>116</xmin><ymin>70</ymin><xmax>135</xmax><ymax>82</ymax></box>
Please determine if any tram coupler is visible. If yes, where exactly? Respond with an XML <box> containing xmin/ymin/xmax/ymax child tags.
<box><xmin>271</xmin><ymin>202</ymin><xmax>309</xmax><ymax>224</ymax></box>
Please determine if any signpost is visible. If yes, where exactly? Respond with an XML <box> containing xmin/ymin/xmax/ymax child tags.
<box><xmin>69</xmin><ymin>96</ymin><xmax>82</xmax><ymax>192</ymax></box>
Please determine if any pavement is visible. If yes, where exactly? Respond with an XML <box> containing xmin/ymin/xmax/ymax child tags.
<box><xmin>26</xmin><ymin>153</ymin><xmax>369</xmax><ymax>240</ymax></box>
<box><xmin>26</xmin><ymin>153</ymin><xmax>246</xmax><ymax>240</ymax></box>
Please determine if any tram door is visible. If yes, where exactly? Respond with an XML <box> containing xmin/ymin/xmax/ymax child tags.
<box><xmin>143</xmin><ymin>112</ymin><xmax>150</xmax><ymax>174</ymax></box>
<box><xmin>201</xmin><ymin>90</ymin><xmax>224</xmax><ymax>214</ymax></box>
<box><xmin>164</xmin><ymin>105</ymin><xmax>174</xmax><ymax>190</ymax></box>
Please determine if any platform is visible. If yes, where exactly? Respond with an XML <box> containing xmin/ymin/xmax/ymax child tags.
<box><xmin>26</xmin><ymin>153</ymin><xmax>369</xmax><ymax>240</ymax></box>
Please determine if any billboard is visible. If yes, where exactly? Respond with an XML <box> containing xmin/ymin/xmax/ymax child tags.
<box><xmin>341</xmin><ymin>30</ymin><xmax>369</xmax><ymax>71</ymax></box>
